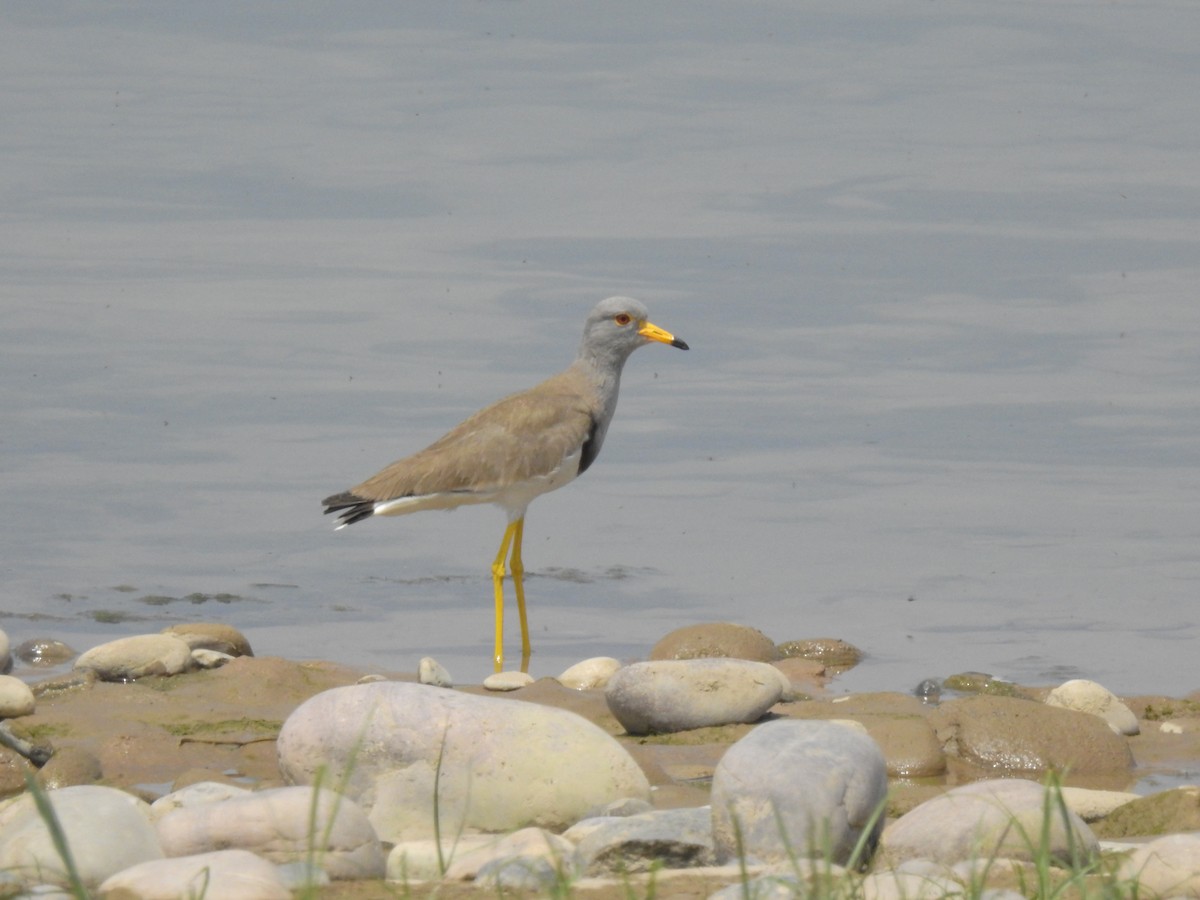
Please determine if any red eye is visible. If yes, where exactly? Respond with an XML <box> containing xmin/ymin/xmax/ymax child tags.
<box><xmin>614</xmin><ymin>313</ymin><xmax>632</xmax><ymax>326</ymax></box>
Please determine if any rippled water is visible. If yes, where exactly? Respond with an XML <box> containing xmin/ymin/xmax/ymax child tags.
<box><xmin>3</xmin><ymin>2</ymin><xmax>1199</xmax><ymax>695</ymax></box>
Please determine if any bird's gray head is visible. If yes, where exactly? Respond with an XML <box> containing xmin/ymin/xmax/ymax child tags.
<box><xmin>579</xmin><ymin>296</ymin><xmax>689</xmax><ymax>365</ymax></box>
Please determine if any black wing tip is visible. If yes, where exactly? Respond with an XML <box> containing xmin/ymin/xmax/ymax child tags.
<box><xmin>322</xmin><ymin>492</ymin><xmax>375</xmax><ymax>527</ymax></box>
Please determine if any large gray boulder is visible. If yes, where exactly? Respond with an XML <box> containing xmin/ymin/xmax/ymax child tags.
<box><xmin>710</xmin><ymin>720</ymin><xmax>888</xmax><ymax>866</ymax></box>
<box><xmin>277</xmin><ymin>681</ymin><xmax>650</xmax><ymax>843</ymax></box>
<box><xmin>605</xmin><ymin>658</ymin><xmax>785</xmax><ymax>734</ymax></box>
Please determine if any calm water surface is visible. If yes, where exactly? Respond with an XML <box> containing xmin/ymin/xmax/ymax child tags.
<box><xmin>3</xmin><ymin>2</ymin><xmax>1199</xmax><ymax>694</ymax></box>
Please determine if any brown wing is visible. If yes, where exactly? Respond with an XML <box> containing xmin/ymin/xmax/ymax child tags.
<box><xmin>338</xmin><ymin>370</ymin><xmax>598</xmax><ymax>503</ymax></box>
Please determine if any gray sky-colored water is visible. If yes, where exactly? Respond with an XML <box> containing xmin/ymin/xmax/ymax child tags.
<box><xmin>3</xmin><ymin>2</ymin><xmax>1199</xmax><ymax>693</ymax></box>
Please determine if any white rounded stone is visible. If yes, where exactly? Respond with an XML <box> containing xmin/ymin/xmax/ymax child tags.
<box><xmin>386</xmin><ymin>835</ymin><xmax>494</xmax><ymax>881</ymax></box>
<box><xmin>0</xmin><ymin>785</ymin><xmax>162</xmax><ymax>889</ymax></box>
<box><xmin>558</xmin><ymin>657</ymin><xmax>622</xmax><ymax>690</ymax></box>
<box><xmin>155</xmin><ymin>786</ymin><xmax>383</xmax><ymax>880</ymax></box>
<box><xmin>483</xmin><ymin>670</ymin><xmax>534</xmax><ymax>691</ymax></box>
<box><xmin>605</xmin><ymin>658</ymin><xmax>784</xmax><ymax>734</ymax></box>
<box><xmin>1116</xmin><ymin>833</ymin><xmax>1200</xmax><ymax>897</ymax></box>
<box><xmin>950</xmin><ymin>857</ymin><xmax>1027</xmax><ymax>887</ymax></box>
<box><xmin>860</xmin><ymin>868</ymin><xmax>965</xmax><ymax>900</ymax></box>
<box><xmin>149</xmin><ymin>780</ymin><xmax>251</xmax><ymax>820</ymax></box>
<box><xmin>879</xmin><ymin>779</ymin><xmax>1098</xmax><ymax>867</ymax></box>
<box><xmin>190</xmin><ymin>648</ymin><xmax>235</xmax><ymax>669</ymax></box>
<box><xmin>0</xmin><ymin>674</ymin><xmax>35</xmax><ymax>717</ymax></box>
<box><xmin>97</xmin><ymin>849</ymin><xmax>290</xmax><ymax>899</ymax></box>
<box><xmin>74</xmin><ymin>634</ymin><xmax>194</xmax><ymax>681</ymax></box>
<box><xmin>1058</xmin><ymin>786</ymin><xmax>1141</xmax><ymax>822</ymax></box>
<box><xmin>1045</xmin><ymin>679</ymin><xmax>1139</xmax><ymax>735</ymax></box>
<box><xmin>442</xmin><ymin>826</ymin><xmax>576</xmax><ymax>881</ymax></box>
<box><xmin>277</xmin><ymin>681</ymin><xmax>651</xmax><ymax>843</ymax></box>
<box><xmin>418</xmin><ymin>656</ymin><xmax>453</xmax><ymax>687</ymax></box>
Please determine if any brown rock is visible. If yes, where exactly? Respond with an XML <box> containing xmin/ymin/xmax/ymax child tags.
<box><xmin>163</xmin><ymin>622</ymin><xmax>254</xmax><ymax>657</ymax></box>
<box><xmin>30</xmin><ymin>668</ymin><xmax>96</xmax><ymax>699</ymax></box>
<box><xmin>35</xmin><ymin>745</ymin><xmax>103</xmax><ymax>790</ymax></box>
<box><xmin>0</xmin><ymin>746</ymin><xmax>33</xmax><ymax>799</ymax></box>
<box><xmin>650</xmin><ymin>622</ymin><xmax>779</xmax><ymax>662</ymax></box>
<box><xmin>14</xmin><ymin>638</ymin><xmax>76</xmax><ymax>667</ymax></box>
<box><xmin>887</xmin><ymin>782</ymin><xmax>948</xmax><ymax>817</ymax></box>
<box><xmin>860</xmin><ymin>716</ymin><xmax>946</xmax><ymax>778</ymax></box>
<box><xmin>1093</xmin><ymin>786</ymin><xmax>1200</xmax><ymax>839</ymax></box>
<box><xmin>12</xmin><ymin>656</ymin><xmax>370</xmax><ymax>792</ymax></box>
<box><xmin>1126</xmin><ymin>694</ymin><xmax>1200</xmax><ymax>722</ymax></box>
<box><xmin>928</xmin><ymin>694</ymin><xmax>1133</xmax><ymax>777</ymax></box>
<box><xmin>461</xmin><ymin>676</ymin><xmax>623</xmax><ymax>735</ymax></box>
<box><xmin>780</xmin><ymin>693</ymin><xmax>945</xmax><ymax>778</ymax></box>
<box><xmin>771</xmin><ymin>657</ymin><xmax>828</xmax><ymax>696</ymax></box>
<box><xmin>626</xmin><ymin>742</ymin><xmax>728</xmax><ymax>789</ymax></box>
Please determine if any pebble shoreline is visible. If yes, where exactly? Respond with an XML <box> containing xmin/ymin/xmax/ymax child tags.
<box><xmin>1</xmin><ymin>621</ymin><xmax>1199</xmax><ymax>898</ymax></box>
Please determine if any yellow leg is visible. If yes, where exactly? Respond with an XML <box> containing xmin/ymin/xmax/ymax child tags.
<box><xmin>491</xmin><ymin>520</ymin><xmax>519</xmax><ymax>671</ymax></box>
<box><xmin>509</xmin><ymin>518</ymin><xmax>532</xmax><ymax>667</ymax></box>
